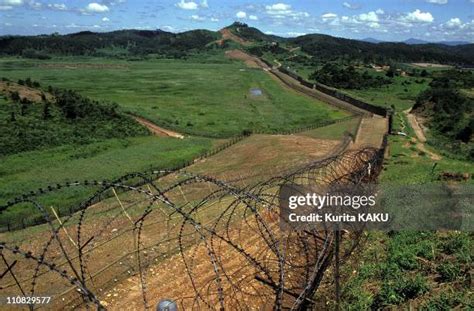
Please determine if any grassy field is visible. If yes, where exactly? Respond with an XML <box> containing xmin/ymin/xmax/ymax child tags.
<box><xmin>0</xmin><ymin>55</ymin><xmax>346</xmax><ymax>137</ymax></box>
<box><xmin>0</xmin><ymin>135</ymin><xmax>215</xmax><ymax>228</ymax></box>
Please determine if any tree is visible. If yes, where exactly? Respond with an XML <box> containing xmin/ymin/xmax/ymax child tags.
<box><xmin>10</xmin><ymin>91</ymin><xmax>20</xmax><ymax>102</ymax></box>
<box><xmin>42</xmin><ymin>102</ymin><xmax>52</xmax><ymax>120</ymax></box>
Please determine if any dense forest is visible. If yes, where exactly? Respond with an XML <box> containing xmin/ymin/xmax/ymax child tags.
<box><xmin>412</xmin><ymin>71</ymin><xmax>473</xmax><ymax>159</ymax></box>
<box><xmin>0</xmin><ymin>81</ymin><xmax>149</xmax><ymax>156</ymax></box>
<box><xmin>308</xmin><ymin>64</ymin><xmax>392</xmax><ymax>89</ymax></box>
<box><xmin>0</xmin><ymin>29</ymin><xmax>220</xmax><ymax>58</ymax></box>
<box><xmin>289</xmin><ymin>34</ymin><xmax>474</xmax><ymax>65</ymax></box>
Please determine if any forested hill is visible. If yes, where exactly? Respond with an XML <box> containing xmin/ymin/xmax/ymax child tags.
<box><xmin>289</xmin><ymin>34</ymin><xmax>474</xmax><ymax>65</ymax></box>
<box><xmin>0</xmin><ymin>29</ymin><xmax>220</xmax><ymax>58</ymax></box>
<box><xmin>0</xmin><ymin>23</ymin><xmax>473</xmax><ymax>65</ymax></box>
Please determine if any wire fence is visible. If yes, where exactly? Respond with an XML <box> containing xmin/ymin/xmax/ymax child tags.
<box><xmin>0</xmin><ymin>143</ymin><xmax>386</xmax><ymax>310</ymax></box>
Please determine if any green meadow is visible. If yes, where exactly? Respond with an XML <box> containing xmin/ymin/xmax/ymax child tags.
<box><xmin>0</xmin><ymin>55</ymin><xmax>346</xmax><ymax>138</ymax></box>
<box><xmin>342</xmin><ymin>73</ymin><xmax>431</xmax><ymax>111</ymax></box>
<box><xmin>0</xmin><ymin>135</ymin><xmax>214</xmax><ymax>228</ymax></box>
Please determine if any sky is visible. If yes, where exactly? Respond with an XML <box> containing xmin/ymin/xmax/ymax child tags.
<box><xmin>1</xmin><ymin>0</ymin><xmax>473</xmax><ymax>42</ymax></box>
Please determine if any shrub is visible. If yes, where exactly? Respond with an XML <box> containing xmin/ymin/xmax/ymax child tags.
<box><xmin>436</xmin><ymin>263</ymin><xmax>461</xmax><ymax>282</ymax></box>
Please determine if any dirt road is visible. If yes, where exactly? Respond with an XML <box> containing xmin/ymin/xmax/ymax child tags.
<box><xmin>134</xmin><ymin>116</ymin><xmax>184</xmax><ymax>139</ymax></box>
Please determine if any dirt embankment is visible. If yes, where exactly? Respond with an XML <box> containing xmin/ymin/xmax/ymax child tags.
<box><xmin>218</xmin><ymin>28</ymin><xmax>252</xmax><ymax>46</ymax></box>
<box><xmin>133</xmin><ymin>116</ymin><xmax>184</xmax><ymax>139</ymax></box>
<box><xmin>225</xmin><ymin>49</ymin><xmax>270</xmax><ymax>69</ymax></box>
<box><xmin>0</xmin><ymin>81</ymin><xmax>54</xmax><ymax>103</ymax></box>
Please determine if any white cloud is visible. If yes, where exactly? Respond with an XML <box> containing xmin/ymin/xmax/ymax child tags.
<box><xmin>236</xmin><ymin>11</ymin><xmax>246</xmax><ymax>19</ymax></box>
<box><xmin>249</xmin><ymin>15</ymin><xmax>258</xmax><ymax>20</ymax></box>
<box><xmin>342</xmin><ymin>2</ymin><xmax>360</xmax><ymax>10</ymax></box>
<box><xmin>375</xmin><ymin>9</ymin><xmax>384</xmax><ymax>15</ymax></box>
<box><xmin>445</xmin><ymin>17</ymin><xmax>462</xmax><ymax>28</ymax></box>
<box><xmin>175</xmin><ymin>0</ymin><xmax>198</xmax><ymax>10</ymax></box>
<box><xmin>210</xmin><ymin>17</ymin><xmax>219</xmax><ymax>22</ymax></box>
<box><xmin>102</xmin><ymin>17</ymin><xmax>110</xmax><ymax>22</ymax></box>
<box><xmin>85</xmin><ymin>3</ymin><xmax>109</xmax><ymax>13</ymax></box>
<box><xmin>162</xmin><ymin>25</ymin><xmax>176</xmax><ymax>32</ymax></box>
<box><xmin>265</xmin><ymin>2</ymin><xmax>309</xmax><ymax>20</ymax></box>
<box><xmin>191</xmin><ymin>14</ymin><xmax>205</xmax><ymax>21</ymax></box>
<box><xmin>265</xmin><ymin>3</ymin><xmax>291</xmax><ymax>11</ymax></box>
<box><xmin>0</xmin><ymin>5</ymin><xmax>13</xmax><ymax>10</ymax></box>
<box><xmin>47</xmin><ymin>3</ymin><xmax>67</xmax><ymax>11</ymax></box>
<box><xmin>1</xmin><ymin>0</ymin><xmax>23</xmax><ymax>5</ymax></box>
<box><xmin>426</xmin><ymin>0</ymin><xmax>448</xmax><ymax>4</ymax></box>
<box><xmin>359</xmin><ymin>11</ymin><xmax>379</xmax><ymax>22</ymax></box>
<box><xmin>322</xmin><ymin>12</ymin><xmax>337</xmax><ymax>21</ymax></box>
<box><xmin>200</xmin><ymin>0</ymin><xmax>208</xmax><ymax>8</ymax></box>
<box><xmin>286</xmin><ymin>31</ymin><xmax>306</xmax><ymax>37</ymax></box>
<box><xmin>403</xmin><ymin>9</ymin><xmax>434</xmax><ymax>23</ymax></box>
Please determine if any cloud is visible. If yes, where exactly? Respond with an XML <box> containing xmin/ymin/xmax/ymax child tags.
<box><xmin>265</xmin><ymin>3</ymin><xmax>291</xmax><ymax>12</ymax></box>
<box><xmin>102</xmin><ymin>17</ymin><xmax>110</xmax><ymax>22</ymax></box>
<box><xmin>85</xmin><ymin>3</ymin><xmax>109</xmax><ymax>13</ymax></box>
<box><xmin>321</xmin><ymin>12</ymin><xmax>338</xmax><ymax>21</ymax></box>
<box><xmin>236</xmin><ymin>11</ymin><xmax>246</xmax><ymax>19</ymax></box>
<box><xmin>264</xmin><ymin>2</ymin><xmax>309</xmax><ymax>20</ymax></box>
<box><xmin>162</xmin><ymin>25</ymin><xmax>176</xmax><ymax>32</ymax></box>
<box><xmin>286</xmin><ymin>31</ymin><xmax>306</xmax><ymax>37</ymax></box>
<box><xmin>445</xmin><ymin>17</ymin><xmax>462</xmax><ymax>28</ymax></box>
<box><xmin>0</xmin><ymin>6</ymin><xmax>13</xmax><ymax>10</ymax></box>
<box><xmin>402</xmin><ymin>9</ymin><xmax>434</xmax><ymax>23</ymax></box>
<box><xmin>375</xmin><ymin>9</ymin><xmax>384</xmax><ymax>15</ymax></box>
<box><xmin>1</xmin><ymin>0</ymin><xmax>22</xmax><ymax>5</ymax></box>
<box><xmin>342</xmin><ymin>2</ymin><xmax>360</xmax><ymax>10</ymax></box>
<box><xmin>47</xmin><ymin>3</ymin><xmax>67</xmax><ymax>11</ymax></box>
<box><xmin>200</xmin><ymin>0</ymin><xmax>208</xmax><ymax>8</ymax></box>
<box><xmin>210</xmin><ymin>17</ymin><xmax>219</xmax><ymax>22</ymax></box>
<box><xmin>175</xmin><ymin>0</ymin><xmax>198</xmax><ymax>10</ymax></box>
<box><xmin>426</xmin><ymin>0</ymin><xmax>448</xmax><ymax>4</ymax></box>
<box><xmin>191</xmin><ymin>14</ymin><xmax>205</xmax><ymax>21</ymax></box>
<box><xmin>359</xmin><ymin>11</ymin><xmax>379</xmax><ymax>22</ymax></box>
<box><xmin>249</xmin><ymin>15</ymin><xmax>258</xmax><ymax>20</ymax></box>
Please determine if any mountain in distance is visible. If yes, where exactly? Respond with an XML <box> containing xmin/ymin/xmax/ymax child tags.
<box><xmin>362</xmin><ymin>37</ymin><xmax>470</xmax><ymax>46</ymax></box>
<box><xmin>361</xmin><ymin>37</ymin><xmax>383</xmax><ymax>44</ymax></box>
<box><xmin>403</xmin><ymin>38</ymin><xmax>471</xmax><ymax>46</ymax></box>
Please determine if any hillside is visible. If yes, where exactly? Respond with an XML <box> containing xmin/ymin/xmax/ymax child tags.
<box><xmin>289</xmin><ymin>33</ymin><xmax>474</xmax><ymax>65</ymax></box>
<box><xmin>0</xmin><ymin>29</ymin><xmax>221</xmax><ymax>58</ymax></box>
<box><xmin>1</xmin><ymin>23</ymin><xmax>473</xmax><ymax>65</ymax></box>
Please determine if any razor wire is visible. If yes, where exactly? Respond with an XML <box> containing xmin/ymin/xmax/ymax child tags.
<box><xmin>0</xmin><ymin>146</ymin><xmax>385</xmax><ymax>310</ymax></box>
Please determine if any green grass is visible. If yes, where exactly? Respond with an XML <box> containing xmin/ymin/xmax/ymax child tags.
<box><xmin>0</xmin><ymin>55</ymin><xmax>346</xmax><ymax>138</ymax></box>
<box><xmin>381</xmin><ymin>135</ymin><xmax>473</xmax><ymax>184</ymax></box>
<box><xmin>0</xmin><ymin>135</ymin><xmax>215</xmax><ymax>228</ymax></box>
<box><xmin>299</xmin><ymin>117</ymin><xmax>360</xmax><ymax>140</ymax></box>
<box><xmin>342</xmin><ymin>72</ymin><xmax>431</xmax><ymax>111</ymax></box>
<box><xmin>340</xmin><ymin>231</ymin><xmax>473</xmax><ymax>310</ymax></box>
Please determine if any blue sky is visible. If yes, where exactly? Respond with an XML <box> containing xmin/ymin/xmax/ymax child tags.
<box><xmin>1</xmin><ymin>0</ymin><xmax>473</xmax><ymax>41</ymax></box>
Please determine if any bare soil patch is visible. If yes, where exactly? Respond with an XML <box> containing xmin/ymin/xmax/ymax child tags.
<box><xmin>411</xmin><ymin>63</ymin><xmax>452</xmax><ymax>68</ymax></box>
<box><xmin>224</xmin><ymin>49</ymin><xmax>270</xmax><ymax>70</ymax></box>
<box><xmin>352</xmin><ymin>115</ymin><xmax>388</xmax><ymax>149</ymax></box>
<box><xmin>0</xmin><ymin>81</ymin><xmax>54</xmax><ymax>103</ymax></box>
<box><xmin>219</xmin><ymin>28</ymin><xmax>251</xmax><ymax>46</ymax></box>
<box><xmin>133</xmin><ymin>116</ymin><xmax>184</xmax><ymax>139</ymax></box>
